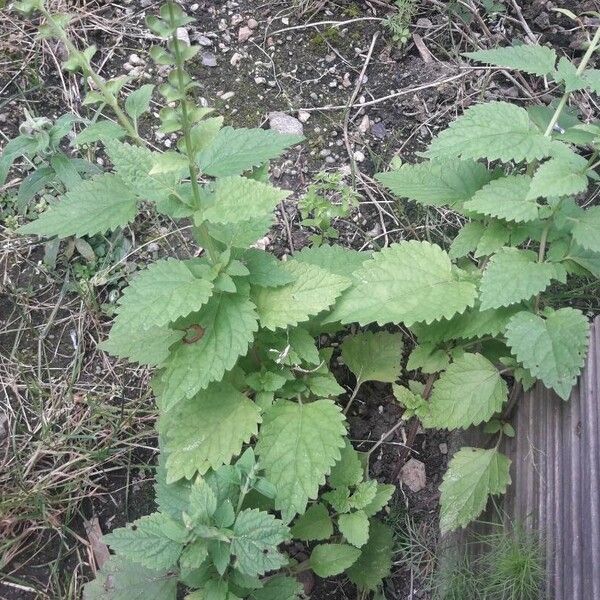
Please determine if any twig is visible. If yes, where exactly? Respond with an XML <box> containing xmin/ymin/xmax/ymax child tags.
<box><xmin>267</xmin><ymin>17</ymin><xmax>383</xmax><ymax>37</ymax></box>
<box><xmin>509</xmin><ymin>0</ymin><xmax>539</xmax><ymax>45</ymax></box>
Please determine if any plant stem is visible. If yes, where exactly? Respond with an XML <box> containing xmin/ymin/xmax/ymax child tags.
<box><xmin>167</xmin><ymin>4</ymin><xmax>219</xmax><ymax>264</ymax></box>
<box><xmin>343</xmin><ymin>377</ymin><xmax>362</xmax><ymax>415</ymax></box>
<box><xmin>543</xmin><ymin>26</ymin><xmax>600</xmax><ymax>137</ymax></box>
<box><xmin>40</xmin><ymin>7</ymin><xmax>144</xmax><ymax>146</ymax></box>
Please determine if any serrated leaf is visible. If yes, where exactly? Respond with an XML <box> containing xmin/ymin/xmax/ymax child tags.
<box><xmin>231</xmin><ymin>509</ymin><xmax>289</xmax><ymax>576</ymax></box>
<box><xmin>162</xmin><ymin>382</ymin><xmax>261</xmax><ymax>482</ymax></box>
<box><xmin>19</xmin><ymin>174</ymin><xmax>137</xmax><ymax>238</ymax></box>
<box><xmin>425</xmin><ymin>353</ymin><xmax>508</xmax><ymax>429</ymax></box>
<box><xmin>449</xmin><ymin>222</ymin><xmax>485</xmax><ymax>259</ymax></box>
<box><xmin>479</xmin><ymin>248</ymin><xmax>565</xmax><ymax>310</ymax></box>
<box><xmin>204</xmin><ymin>176</ymin><xmax>290</xmax><ymax>224</ymax></box>
<box><xmin>101</xmin><ymin>317</ymin><xmax>183</xmax><ymax>366</ymax></box>
<box><xmin>350</xmin><ymin>480</ymin><xmax>378</xmax><ymax>510</ymax></box>
<box><xmin>291</xmin><ymin>503</ymin><xmax>333</xmax><ymax>541</ymax></box>
<box><xmin>412</xmin><ymin>305</ymin><xmax>521</xmax><ymax>344</ymax></box>
<box><xmin>179</xmin><ymin>541</ymin><xmax>209</xmax><ymax>574</ymax></box>
<box><xmin>73</xmin><ymin>121</ymin><xmax>126</xmax><ymax>146</ymax></box>
<box><xmin>406</xmin><ymin>343</ymin><xmax>449</xmax><ymax>373</ymax></box>
<box><xmin>294</xmin><ymin>244</ymin><xmax>371</xmax><ymax>277</ymax></box>
<box><xmin>188</xmin><ymin>117</ymin><xmax>224</xmax><ymax>154</ymax></box>
<box><xmin>103</xmin><ymin>513</ymin><xmax>187</xmax><ymax>570</ymax></box>
<box><xmin>376</xmin><ymin>160</ymin><xmax>494</xmax><ymax>207</ymax></box>
<box><xmin>252</xmin><ymin>261</ymin><xmax>350</xmax><ymax>330</ymax></box>
<box><xmin>125</xmin><ymin>84</ymin><xmax>154</xmax><ymax>121</ymax></box>
<box><xmin>149</xmin><ymin>151</ymin><xmax>189</xmax><ymax>175</ymax></box>
<box><xmin>209</xmin><ymin>214</ymin><xmax>275</xmax><ymax>249</ymax></box>
<box><xmin>439</xmin><ymin>447</ymin><xmax>511</xmax><ymax>533</ymax></box>
<box><xmin>338</xmin><ymin>510</ymin><xmax>369</xmax><ymax>547</ymax></box>
<box><xmin>527</xmin><ymin>157</ymin><xmax>588</xmax><ymax>200</ymax></box>
<box><xmin>464</xmin><ymin>45</ymin><xmax>556</xmax><ymax>76</ymax></box>
<box><xmin>583</xmin><ymin>68</ymin><xmax>600</xmax><ymax>94</ymax></box>
<box><xmin>329</xmin><ymin>442</ymin><xmax>363</xmax><ymax>488</ymax></box>
<box><xmin>326</xmin><ymin>241</ymin><xmax>477</xmax><ymax>327</ymax></box>
<box><xmin>198</xmin><ymin>127</ymin><xmax>302</xmax><ymax>177</ymax></box>
<box><xmin>505</xmin><ymin>308</ymin><xmax>589</xmax><ymax>399</ymax></box>
<box><xmin>188</xmin><ymin>478</ymin><xmax>218</xmax><ymax>525</ymax></box>
<box><xmin>83</xmin><ymin>557</ymin><xmax>177</xmax><ymax>600</ymax></box>
<box><xmin>249</xmin><ymin>576</ymin><xmax>302</xmax><ymax>600</ymax></box>
<box><xmin>474</xmin><ymin>220</ymin><xmax>511</xmax><ymax>258</ymax></box>
<box><xmin>115</xmin><ymin>259</ymin><xmax>214</xmax><ymax>330</ymax></box>
<box><xmin>154</xmin><ymin>455</ymin><xmax>191</xmax><ymax>520</ymax></box>
<box><xmin>310</xmin><ymin>543</ymin><xmax>360</xmax><ymax>577</ymax></box>
<box><xmin>158</xmin><ymin>293</ymin><xmax>258</xmax><ymax>408</ymax></box>
<box><xmin>463</xmin><ymin>175</ymin><xmax>539</xmax><ymax>223</ymax></box>
<box><xmin>256</xmin><ymin>399</ymin><xmax>346</xmax><ymax>522</ymax></box>
<box><xmin>306</xmin><ymin>372</ymin><xmax>345</xmax><ymax>397</ymax></box>
<box><xmin>554</xmin><ymin>56</ymin><xmax>587</xmax><ymax>92</ymax></box>
<box><xmin>571</xmin><ymin>206</ymin><xmax>600</xmax><ymax>253</ymax></box>
<box><xmin>425</xmin><ymin>102</ymin><xmax>558</xmax><ymax>163</ymax></box>
<box><xmin>341</xmin><ymin>331</ymin><xmax>403</xmax><ymax>383</ymax></box>
<box><xmin>363</xmin><ymin>484</ymin><xmax>395</xmax><ymax>517</ymax></box>
<box><xmin>346</xmin><ymin>519</ymin><xmax>393</xmax><ymax>590</ymax></box>
<box><xmin>242</xmin><ymin>249</ymin><xmax>296</xmax><ymax>287</ymax></box>
<box><xmin>104</xmin><ymin>139</ymin><xmax>180</xmax><ymax>202</ymax></box>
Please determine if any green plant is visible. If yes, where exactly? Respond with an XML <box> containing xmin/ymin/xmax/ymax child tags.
<box><xmin>384</xmin><ymin>0</ymin><xmax>417</xmax><ymax>48</ymax></box>
<box><xmin>299</xmin><ymin>171</ymin><xmax>359</xmax><ymax>246</ymax></box>
<box><xmin>6</xmin><ymin>2</ymin><xmax>398</xmax><ymax>598</ymax></box>
<box><xmin>7</xmin><ymin>0</ymin><xmax>600</xmax><ymax>595</ymax></box>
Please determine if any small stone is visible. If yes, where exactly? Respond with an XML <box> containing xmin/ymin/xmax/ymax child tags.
<box><xmin>319</xmin><ymin>149</ymin><xmax>331</xmax><ymax>157</ymax></box>
<box><xmin>439</xmin><ymin>443</ymin><xmax>448</xmax><ymax>455</ymax></box>
<box><xmin>342</xmin><ymin>72</ymin><xmax>352</xmax><ymax>88</ymax></box>
<box><xmin>400</xmin><ymin>458</ymin><xmax>427</xmax><ymax>493</ymax></box>
<box><xmin>129</xmin><ymin>53</ymin><xmax>143</xmax><ymax>65</ymax></box>
<box><xmin>358</xmin><ymin>115</ymin><xmax>370</xmax><ymax>134</ymax></box>
<box><xmin>123</xmin><ymin>62</ymin><xmax>134</xmax><ymax>72</ymax></box>
<box><xmin>371</xmin><ymin>121</ymin><xmax>387</xmax><ymax>139</ymax></box>
<box><xmin>220</xmin><ymin>91</ymin><xmax>235</xmax><ymax>100</ymax></box>
<box><xmin>325</xmin><ymin>53</ymin><xmax>336</xmax><ymax>63</ymax></box>
<box><xmin>297</xmin><ymin>110</ymin><xmax>311</xmax><ymax>123</ymax></box>
<box><xmin>281</xmin><ymin>17</ymin><xmax>289</xmax><ymax>25</ymax></box>
<box><xmin>254</xmin><ymin>76</ymin><xmax>266</xmax><ymax>84</ymax></box>
<box><xmin>268</xmin><ymin>111</ymin><xmax>304</xmax><ymax>136</ymax></box>
<box><xmin>230</xmin><ymin>52</ymin><xmax>243</xmax><ymax>67</ymax></box>
<box><xmin>252</xmin><ymin>236</ymin><xmax>270</xmax><ymax>251</ymax></box>
<box><xmin>190</xmin><ymin>3</ymin><xmax>199</xmax><ymax>10</ymax></box>
<box><xmin>353</xmin><ymin>150</ymin><xmax>365</xmax><ymax>162</ymax></box>
<box><xmin>416</xmin><ymin>17</ymin><xmax>433</xmax><ymax>28</ymax></box>
<box><xmin>247</xmin><ymin>18</ymin><xmax>258</xmax><ymax>29</ymax></box>
<box><xmin>196</xmin><ymin>35</ymin><xmax>213</xmax><ymax>47</ymax></box>
<box><xmin>238</xmin><ymin>26</ymin><xmax>253</xmax><ymax>43</ymax></box>
<box><xmin>176</xmin><ymin>27</ymin><xmax>190</xmax><ymax>46</ymax></box>
<box><xmin>202</xmin><ymin>52</ymin><xmax>217</xmax><ymax>67</ymax></box>
<box><xmin>231</xmin><ymin>14</ymin><xmax>243</xmax><ymax>26</ymax></box>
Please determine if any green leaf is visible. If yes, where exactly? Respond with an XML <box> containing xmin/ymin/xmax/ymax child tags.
<box><xmin>291</xmin><ymin>503</ymin><xmax>333</xmax><ymax>541</ymax></box>
<box><xmin>242</xmin><ymin>250</ymin><xmax>296</xmax><ymax>287</ymax></box>
<box><xmin>310</xmin><ymin>543</ymin><xmax>361</xmax><ymax>577</ymax></box>
<box><xmin>256</xmin><ymin>399</ymin><xmax>347</xmax><ymax>522</ymax></box>
<box><xmin>425</xmin><ymin>353</ymin><xmax>508</xmax><ymax>429</ymax></box>
<box><xmin>439</xmin><ymin>447</ymin><xmax>511</xmax><ymax>533</ymax></box>
<box><xmin>449</xmin><ymin>222</ymin><xmax>485</xmax><ymax>259</ymax></box>
<box><xmin>19</xmin><ymin>174</ymin><xmax>137</xmax><ymax>238</ymax></box>
<box><xmin>341</xmin><ymin>331</ymin><xmax>403</xmax><ymax>383</ymax></box>
<box><xmin>363</xmin><ymin>484</ymin><xmax>395</xmax><ymax>517</ymax></box>
<box><xmin>406</xmin><ymin>343</ymin><xmax>449</xmax><ymax>374</ymax></box>
<box><xmin>179</xmin><ymin>541</ymin><xmax>209</xmax><ymax>574</ymax></box>
<box><xmin>103</xmin><ymin>513</ymin><xmax>187</xmax><ymax>570</ymax></box>
<box><xmin>204</xmin><ymin>176</ymin><xmax>290</xmax><ymax>224</ymax></box>
<box><xmin>571</xmin><ymin>206</ymin><xmax>600</xmax><ymax>253</ymax></box>
<box><xmin>187</xmin><ymin>478</ymin><xmax>218</xmax><ymax>525</ymax></box>
<box><xmin>425</xmin><ymin>102</ymin><xmax>557</xmax><ymax>163</ymax></box>
<box><xmin>198</xmin><ymin>127</ymin><xmax>303</xmax><ymax>177</ymax></box>
<box><xmin>376</xmin><ymin>160</ymin><xmax>494</xmax><ymax>207</ymax></box>
<box><xmin>329</xmin><ymin>442</ymin><xmax>363</xmax><ymax>488</ymax></box>
<box><xmin>583</xmin><ymin>69</ymin><xmax>600</xmax><ymax>94</ymax></box>
<box><xmin>349</xmin><ymin>480</ymin><xmax>378</xmax><ymax>510</ymax></box>
<box><xmin>188</xmin><ymin>117</ymin><xmax>224</xmax><ymax>154</ymax></box>
<box><xmin>125</xmin><ymin>84</ymin><xmax>155</xmax><ymax>121</ymax></box>
<box><xmin>393</xmin><ymin>384</ymin><xmax>430</xmax><ymax>420</ymax></box>
<box><xmin>306</xmin><ymin>372</ymin><xmax>345</xmax><ymax>397</ymax></box>
<box><xmin>527</xmin><ymin>158</ymin><xmax>588</xmax><ymax>200</ymax></box>
<box><xmin>463</xmin><ymin>175</ymin><xmax>539</xmax><ymax>223</ymax></box>
<box><xmin>338</xmin><ymin>510</ymin><xmax>369</xmax><ymax>548</ymax></box>
<box><xmin>149</xmin><ymin>151</ymin><xmax>189</xmax><ymax>175</ymax></box>
<box><xmin>73</xmin><ymin>121</ymin><xmax>126</xmax><ymax>146</ymax></box>
<box><xmin>505</xmin><ymin>308</ymin><xmax>589</xmax><ymax>399</ymax></box>
<box><xmin>104</xmin><ymin>139</ymin><xmax>179</xmax><ymax>203</ymax></box>
<box><xmin>155</xmin><ymin>455</ymin><xmax>191</xmax><ymax>520</ymax></box>
<box><xmin>158</xmin><ymin>293</ymin><xmax>258</xmax><ymax>408</ymax></box>
<box><xmin>83</xmin><ymin>557</ymin><xmax>177</xmax><ymax>600</ymax></box>
<box><xmin>231</xmin><ymin>509</ymin><xmax>289</xmax><ymax>576</ymax></box>
<box><xmin>412</xmin><ymin>305</ymin><xmax>521</xmax><ymax>344</ymax></box>
<box><xmin>252</xmin><ymin>261</ymin><xmax>350</xmax><ymax>330</ymax></box>
<box><xmin>249</xmin><ymin>576</ymin><xmax>302</xmax><ymax>600</ymax></box>
<box><xmin>115</xmin><ymin>259</ymin><xmax>214</xmax><ymax>330</ymax></box>
<box><xmin>479</xmin><ymin>248</ymin><xmax>566</xmax><ymax>310</ymax></box>
<box><xmin>294</xmin><ymin>244</ymin><xmax>371</xmax><ymax>277</ymax></box>
<box><xmin>101</xmin><ymin>317</ymin><xmax>183</xmax><ymax>366</ymax></box>
<box><xmin>162</xmin><ymin>382</ymin><xmax>262</xmax><ymax>482</ymax></box>
<box><xmin>474</xmin><ymin>220</ymin><xmax>511</xmax><ymax>258</ymax></box>
<box><xmin>326</xmin><ymin>241</ymin><xmax>477</xmax><ymax>327</ymax></box>
<box><xmin>346</xmin><ymin>519</ymin><xmax>393</xmax><ymax>590</ymax></box>
<box><xmin>554</xmin><ymin>56</ymin><xmax>587</xmax><ymax>92</ymax></box>
<box><xmin>464</xmin><ymin>45</ymin><xmax>556</xmax><ymax>76</ymax></box>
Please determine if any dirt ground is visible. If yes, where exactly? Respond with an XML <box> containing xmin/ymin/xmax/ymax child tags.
<box><xmin>1</xmin><ymin>0</ymin><xmax>599</xmax><ymax>598</ymax></box>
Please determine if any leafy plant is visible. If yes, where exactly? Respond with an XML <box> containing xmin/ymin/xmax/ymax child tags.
<box><xmin>384</xmin><ymin>0</ymin><xmax>417</xmax><ymax>48</ymax></box>
<box><xmin>298</xmin><ymin>170</ymin><xmax>359</xmax><ymax>246</ymax></box>
<box><xmin>7</xmin><ymin>0</ymin><xmax>600</xmax><ymax>596</ymax></box>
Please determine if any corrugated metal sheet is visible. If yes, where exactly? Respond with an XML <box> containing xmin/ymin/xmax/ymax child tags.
<box><xmin>450</xmin><ymin>316</ymin><xmax>600</xmax><ymax>599</ymax></box>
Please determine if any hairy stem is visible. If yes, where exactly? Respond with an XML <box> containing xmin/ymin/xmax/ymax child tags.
<box><xmin>167</xmin><ymin>4</ymin><xmax>219</xmax><ymax>264</ymax></box>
